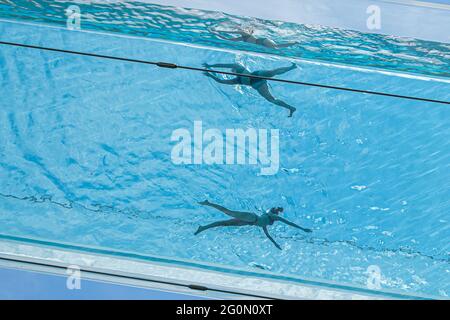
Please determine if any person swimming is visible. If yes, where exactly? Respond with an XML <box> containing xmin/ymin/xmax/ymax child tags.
<box><xmin>212</xmin><ymin>27</ymin><xmax>298</xmax><ymax>49</ymax></box>
<box><xmin>195</xmin><ymin>200</ymin><xmax>312</xmax><ymax>250</ymax></box>
<box><xmin>202</xmin><ymin>62</ymin><xmax>297</xmax><ymax>117</ymax></box>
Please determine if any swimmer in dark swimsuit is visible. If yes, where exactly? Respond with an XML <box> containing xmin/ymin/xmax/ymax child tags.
<box><xmin>202</xmin><ymin>62</ymin><xmax>297</xmax><ymax>117</ymax></box>
<box><xmin>195</xmin><ymin>200</ymin><xmax>312</xmax><ymax>250</ymax></box>
<box><xmin>213</xmin><ymin>28</ymin><xmax>298</xmax><ymax>49</ymax></box>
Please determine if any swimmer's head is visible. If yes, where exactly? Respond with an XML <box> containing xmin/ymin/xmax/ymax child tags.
<box><xmin>243</xmin><ymin>26</ymin><xmax>254</xmax><ymax>35</ymax></box>
<box><xmin>269</xmin><ymin>207</ymin><xmax>283</xmax><ymax>215</ymax></box>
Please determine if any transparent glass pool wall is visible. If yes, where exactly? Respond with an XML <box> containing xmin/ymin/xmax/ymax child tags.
<box><xmin>0</xmin><ymin>2</ymin><xmax>449</xmax><ymax>298</ymax></box>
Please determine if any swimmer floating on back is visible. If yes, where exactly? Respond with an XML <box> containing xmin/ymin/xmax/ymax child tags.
<box><xmin>195</xmin><ymin>200</ymin><xmax>312</xmax><ymax>250</ymax></box>
<box><xmin>212</xmin><ymin>27</ymin><xmax>298</xmax><ymax>49</ymax></box>
<box><xmin>203</xmin><ymin>62</ymin><xmax>297</xmax><ymax>117</ymax></box>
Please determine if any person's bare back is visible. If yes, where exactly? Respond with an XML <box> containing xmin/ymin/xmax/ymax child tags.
<box><xmin>212</xmin><ymin>28</ymin><xmax>298</xmax><ymax>49</ymax></box>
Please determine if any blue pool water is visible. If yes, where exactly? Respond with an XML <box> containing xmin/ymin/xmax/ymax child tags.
<box><xmin>1</xmin><ymin>0</ymin><xmax>450</xmax><ymax>78</ymax></box>
<box><xmin>0</xmin><ymin>1</ymin><xmax>449</xmax><ymax>298</ymax></box>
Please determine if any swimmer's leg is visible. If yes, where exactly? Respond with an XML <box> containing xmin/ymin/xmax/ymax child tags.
<box><xmin>203</xmin><ymin>63</ymin><xmax>246</xmax><ymax>73</ymax></box>
<box><xmin>254</xmin><ymin>82</ymin><xmax>296</xmax><ymax>117</ymax></box>
<box><xmin>275</xmin><ymin>42</ymin><xmax>298</xmax><ymax>49</ymax></box>
<box><xmin>195</xmin><ymin>219</ymin><xmax>250</xmax><ymax>235</ymax></box>
<box><xmin>216</xmin><ymin>35</ymin><xmax>244</xmax><ymax>42</ymax></box>
<box><xmin>199</xmin><ymin>200</ymin><xmax>258</xmax><ymax>223</ymax></box>
<box><xmin>256</xmin><ymin>63</ymin><xmax>297</xmax><ymax>78</ymax></box>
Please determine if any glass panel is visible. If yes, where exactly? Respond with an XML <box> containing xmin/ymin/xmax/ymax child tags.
<box><xmin>0</xmin><ymin>0</ymin><xmax>449</xmax><ymax>78</ymax></box>
<box><xmin>0</xmin><ymin>1</ymin><xmax>449</xmax><ymax>299</ymax></box>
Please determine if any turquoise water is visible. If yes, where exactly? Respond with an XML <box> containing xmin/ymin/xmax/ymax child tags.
<box><xmin>0</xmin><ymin>1</ymin><xmax>449</xmax><ymax>298</ymax></box>
<box><xmin>1</xmin><ymin>0</ymin><xmax>450</xmax><ymax>78</ymax></box>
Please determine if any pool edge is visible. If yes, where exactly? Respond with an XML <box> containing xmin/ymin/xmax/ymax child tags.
<box><xmin>0</xmin><ymin>235</ymin><xmax>437</xmax><ymax>300</ymax></box>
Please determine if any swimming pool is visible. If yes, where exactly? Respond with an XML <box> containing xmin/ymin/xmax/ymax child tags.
<box><xmin>0</xmin><ymin>0</ymin><xmax>449</xmax><ymax>299</ymax></box>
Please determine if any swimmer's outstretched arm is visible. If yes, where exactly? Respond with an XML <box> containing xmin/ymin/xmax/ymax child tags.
<box><xmin>203</xmin><ymin>63</ymin><xmax>243</xmax><ymax>69</ymax></box>
<box><xmin>263</xmin><ymin>226</ymin><xmax>282</xmax><ymax>250</ymax></box>
<box><xmin>275</xmin><ymin>216</ymin><xmax>312</xmax><ymax>233</ymax></box>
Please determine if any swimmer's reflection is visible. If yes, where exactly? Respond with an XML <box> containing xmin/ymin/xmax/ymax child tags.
<box><xmin>203</xmin><ymin>62</ymin><xmax>298</xmax><ymax>117</ymax></box>
<box><xmin>195</xmin><ymin>200</ymin><xmax>312</xmax><ymax>250</ymax></box>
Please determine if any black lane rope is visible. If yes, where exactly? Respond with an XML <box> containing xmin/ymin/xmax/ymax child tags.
<box><xmin>1</xmin><ymin>40</ymin><xmax>449</xmax><ymax>105</ymax></box>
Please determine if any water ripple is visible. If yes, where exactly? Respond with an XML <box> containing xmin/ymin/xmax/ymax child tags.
<box><xmin>0</xmin><ymin>0</ymin><xmax>449</xmax><ymax>78</ymax></box>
